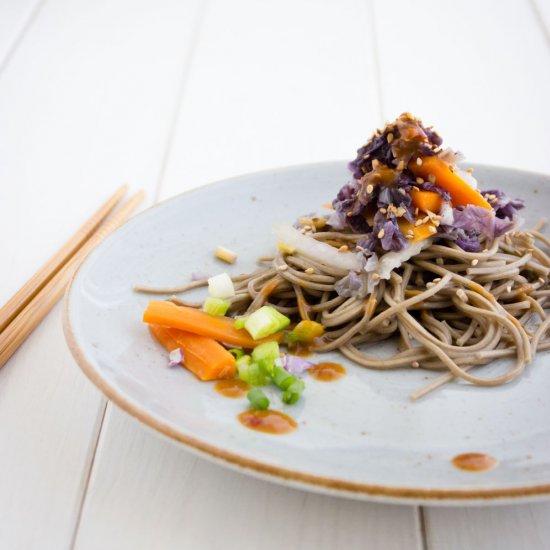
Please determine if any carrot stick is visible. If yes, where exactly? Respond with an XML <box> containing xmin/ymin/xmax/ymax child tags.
<box><xmin>143</xmin><ymin>300</ymin><xmax>283</xmax><ymax>348</ymax></box>
<box><xmin>410</xmin><ymin>189</ymin><xmax>442</xmax><ymax>214</ymax></box>
<box><xmin>149</xmin><ymin>325</ymin><xmax>236</xmax><ymax>381</ymax></box>
<box><xmin>398</xmin><ymin>219</ymin><xmax>437</xmax><ymax>242</ymax></box>
<box><xmin>409</xmin><ymin>157</ymin><xmax>492</xmax><ymax>210</ymax></box>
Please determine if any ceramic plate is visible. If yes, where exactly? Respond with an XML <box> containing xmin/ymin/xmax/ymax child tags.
<box><xmin>64</xmin><ymin>162</ymin><xmax>550</xmax><ymax>505</ymax></box>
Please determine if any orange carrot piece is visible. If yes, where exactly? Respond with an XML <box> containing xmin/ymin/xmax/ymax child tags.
<box><xmin>398</xmin><ymin>219</ymin><xmax>437</xmax><ymax>242</ymax></box>
<box><xmin>149</xmin><ymin>325</ymin><xmax>236</xmax><ymax>381</ymax></box>
<box><xmin>409</xmin><ymin>157</ymin><xmax>492</xmax><ymax>210</ymax></box>
<box><xmin>410</xmin><ymin>189</ymin><xmax>442</xmax><ymax>214</ymax></box>
<box><xmin>143</xmin><ymin>300</ymin><xmax>283</xmax><ymax>348</ymax></box>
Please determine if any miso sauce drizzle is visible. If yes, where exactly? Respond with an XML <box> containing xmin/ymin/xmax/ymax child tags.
<box><xmin>238</xmin><ymin>410</ymin><xmax>297</xmax><ymax>434</ymax></box>
<box><xmin>452</xmin><ymin>453</ymin><xmax>497</xmax><ymax>472</ymax></box>
<box><xmin>309</xmin><ymin>362</ymin><xmax>346</xmax><ymax>382</ymax></box>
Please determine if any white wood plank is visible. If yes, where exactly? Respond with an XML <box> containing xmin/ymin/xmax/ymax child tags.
<box><xmin>0</xmin><ymin>0</ymin><xmax>202</xmax><ymax>547</ymax></box>
<box><xmin>531</xmin><ymin>0</ymin><xmax>550</xmax><ymax>38</ymax></box>
<box><xmin>373</xmin><ymin>0</ymin><xmax>550</xmax><ymax>174</ymax></box>
<box><xmin>0</xmin><ymin>0</ymin><xmax>43</xmax><ymax>72</ymax></box>
<box><xmin>157</xmin><ymin>0</ymin><xmax>382</xmax><ymax>197</ymax></box>
<box><xmin>76</xmin><ymin>1</ymin><xmax>421</xmax><ymax>548</ymax></box>
<box><xmin>75</xmin><ymin>407</ymin><xmax>422</xmax><ymax>550</ymax></box>
<box><xmin>425</xmin><ymin>505</ymin><xmax>550</xmax><ymax>550</ymax></box>
<box><xmin>372</xmin><ymin>1</ymin><xmax>550</xmax><ymax>548</ymax></box>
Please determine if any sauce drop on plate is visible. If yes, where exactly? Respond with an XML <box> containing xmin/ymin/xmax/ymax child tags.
<box><xmin>309</xmin><ymin>362</ymin><xmax>346</xmax><ymax>382</ymax></box>
<box><xmin>452</xmin><ymin>453</ymin><xmax>497</xmax><ymax>472</ymax></box>
<box><xmin>214</xmin><ymin>379</ymin><xmax>249</xmax><ymax>399</ymax></box>
<box><xmin>238</xmin><ymin>410</ymin><xmax>297</xmax><ymax>434</ymax></box>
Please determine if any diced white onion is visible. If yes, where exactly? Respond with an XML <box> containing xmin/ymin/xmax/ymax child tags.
<box><xmin>273</xmin><ymin>224</ymin><xmax>363</xmax><ymax>272</ymax></box>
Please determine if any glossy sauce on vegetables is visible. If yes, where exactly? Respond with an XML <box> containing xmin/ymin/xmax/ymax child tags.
<box><xmin>214</xmin><ymin>379</ymin><xmax>249</xmax><ymax>399</ymax></box>
<box><xmin>309</xmin><ymin>362</ymin><xmax>346</xmax><ymax>382</ymax></box>
<box><xmin>238</xmin><ymin>409</ymin><xmax>297</xmax><ymax>434</ymax></box>
<box><xmin>452</xmin><ymin>453</ymin><xmax>497</xmax><ymax>472</ymax></box>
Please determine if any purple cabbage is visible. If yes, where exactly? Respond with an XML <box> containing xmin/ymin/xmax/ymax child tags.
<box><xmin>334</xmin><ymin>271</ymin><xmax>368</xmax><ymax>298</ymax></box>
<box><xmin>279</xmin><ymin>355</ymin><xmax>314</xmax><ymax>376</ymax></box>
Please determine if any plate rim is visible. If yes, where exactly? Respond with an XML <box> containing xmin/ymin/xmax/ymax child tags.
<box><xmin>63</xmin><ymin>161</ymin><xmax>550</xmax><ymax>504</ymax></box>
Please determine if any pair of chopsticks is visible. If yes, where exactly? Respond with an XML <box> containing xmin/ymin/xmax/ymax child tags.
<box><xmin>0</xmin><ymin>186</ymin><xmax>145</xmax><ymax>368</ymax></box>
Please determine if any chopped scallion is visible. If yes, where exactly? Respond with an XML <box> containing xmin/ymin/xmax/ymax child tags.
<box><xmin>203</xmin><ymin>297</ymin><xmax>230</xmax><ymax>316</ymax></box>
<box><xmin>233</xmin><ymin>316</ymin><xmax>248</xmax><ymax>330</ymax></box>
<box><xmin>228</xmin><ymin>348</ymin><xmax>245</xmax><ymax>359</ymax></box>
<box><xmin>244</xmin><ymin>306</ymin><xmax>290</xmax><ymax>340</ymax></box>
<box><xmin>247</xmin><ymin>388</ymin><xmax>270</xmax><ymax>410</ymax></box>
<box><xmin>251</xmin><ymin>341</ymin><xmax>280</xmax><ymax>375</ymax></box>
<box><xmin>282</xmin><ymin>379</ymin><xmax>305</xmax><ymax>405</ymax></box>
<box><xmin>208</xmin><ymin>273</ymin><xmax>235</xmax><ymax>298</ymax></box>
<box><xmin>287</xmin><ymin>320</ymin><xmax>325</xmax><ymax>343</ymax></box>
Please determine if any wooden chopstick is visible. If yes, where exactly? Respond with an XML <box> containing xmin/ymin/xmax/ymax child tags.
<box><xmin>0</xmin><ymin>190</ymin><xmax>145</xmax><ymax>369</ymax></box>
<box><xmin>0</xmin><ymin>184</ymin><xmax>129</xmax><ymax>334</ymax></box>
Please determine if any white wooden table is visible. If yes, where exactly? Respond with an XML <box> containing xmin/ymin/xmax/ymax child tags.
<box><xmin>2</xmin><ymin>0</ymin><xmax>550</xmax><ymax>548</ymax></box>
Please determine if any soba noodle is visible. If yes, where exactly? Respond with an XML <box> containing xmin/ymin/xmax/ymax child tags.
<box><xmin>135</xmin><ymin>226</ymin><xmax>550</xmax><ymax>399</ymax></box>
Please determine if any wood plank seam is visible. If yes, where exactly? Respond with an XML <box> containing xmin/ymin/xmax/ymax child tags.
<box><xmin>0</xmin><ymin>0</ymin><xmax>47</xmax><ymax>79</ymax></box>
<box><xmin>68</xmin><ymin>400</ymin><xmax>108</xmax><ymax>550</ymax></box>
<box><xmin>69</xmin><ymin>3</ymin><xmax>210</xmax><ymax>546</ymax></box>
<box><xmin>367</xmin><ymin>0</ymin><xmax>428</xmax><ymax>550</ymax></box>
<box><xmin>153</xmin><ymin>0</ymin><xmax>210</xmax><ymax>204</ymax></box>
<box><xmin>369</xmin><ymin>1</ymin><xmax>424</xmax><ymax>543</ymax></box>
<box><xmin>528</xmin><ymin>0</ymin><xmax>550</xmax><ymax>49</ymax></box>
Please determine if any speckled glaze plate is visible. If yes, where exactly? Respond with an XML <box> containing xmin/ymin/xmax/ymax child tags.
<box><xmin>64</xmin><ymin>162</ymin><xmax>550</xmax><ymax>505</ymax></box>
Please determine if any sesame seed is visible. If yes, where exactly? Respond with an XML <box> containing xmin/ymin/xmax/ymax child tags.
<box><xmin>415</xmin><ymin>219</ymin><xmax>423</xmax><ymax>226</ymax></box>
<box><xmin>305</xmin><ymin>267</ymin><xmax>315</xmax><ymax>274</ymax></box>
<box><xmin>482</xmin><ymin>248</ymin><xmax>489</xmax><ymax>253</ymax></box>
<box><xmin>467</xmin><ymin>168</ymin><xmax>474</xmax><ymax>173</ymax></box>
<box><xmin>433</xmin><ymin>277</ymin><xmax>441</xmax><ymax>283</ymax></box>
<box><xmin>538</xmin><ymin>277</ymin><xmax>545</xmax><ymax>284</ymax></box>
<box><xmin>398</xmin><ymin>188</ymin><xmax>407</xmax><ymax>195</ymax></box>
<box><xmin>277</xmin><ymin>264</ymin><xmax>288</xmax><ymax>271</ymax></box>
<box><xmin>506</xmin><ymin>285</ymin><xmax>512</xmax><ymax>293</ymax></box>
<box><xmin>397</xmin><ymin>160</ymin><xmax>405</xmax><ymax>171</ymax></box>
<box><xmin>380</xmin><ymin>208</ymin><xmax>387</xmax><ymax>214</ymax></box>
<box><xmin>416</xmin><ymin>157</ymin><xmax>423</xmax><ymax>166</ymax></box>
<box><xmin>357</xmin><ymin>245</ymin><xmax>365</xmax><ymax>252</ymax></box>
<box><xmin>366</xmin><ymin>184</ymin><xmax>374</xmax><ymax>194</ymax></box>
<box><xmin>422</xmin><ymin>216</ymin><xmax>430</xmax><ymax>223</ymax></box>
<box><xmin>471</xmin><ymin>259</ymin><xmax>479</xmax><ymax>266</ymax></box>
<box><xmin>414</xmin><ymin>208</ymin><xmax>419</xmax><ymax>216</ymax></box>
<box><xmin>416</xmin><ymin>177</ymin><xmax>424</xmax><ymax>184</ymax></box>
<box><xmin>456</xmin><ymin>289</ymin><xmax>468</xmax><ymax>302</ymax></box>
<box><xmin>387</xmin><ymin>133</ymin><xmax>394</xmax><ymax>143</ymax></box>
<box><xmin>428</xmin><ymin>174</ymin><xmax>436</xmax><ymax>184</ymax></box>
<box><xmin>406</xmin><ymin>234</ymin><xmax>414</xmax><ymax>239</ymax></box>
<box><xmin>372</xmin><ymin>273</ymin><xmax>381</xmax><ymax>280</ymax></box>
<box><xmin>338</xmin><ymin>245</ymin><xmax>349</xmax><ymax>252</ymax></box>
<box><xmin>378</xmin><ymin>229</ymin><xmax>385</xmax><ymax>238</ymax></box>
<box><xmin>428</xmin><ymin>226</ymin><xmax>437</xmax><ymax>233</ymax></box>
<box><xmin>412</xmin><ymin>361</ymin><xmax>420</xmax><ymax>368</ymax></box>
<box><xmin>372</xmin><ymin>159</ymin><xmax>380</xmax><ymax>168</ymax></box>
<box><xmin>426</xmin><ymin>282</ymin><xmax>435</xmax><ymax>288</ymax></box>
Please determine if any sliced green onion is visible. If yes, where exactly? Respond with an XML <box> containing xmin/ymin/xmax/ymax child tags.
<box><xmin>287</xmin><ymin>320</ymin><xmax>325</xmax><ymax>343</ymax></box>
<box><xmin>272</xmin><ymin>366</ymin><xmax>294</xmax><ymax>390</ymax></box>
<box><xmin>228</xmin><ymin>348</ymin><xmax>245</xmax><ymax>359</ymax></box>
<box><xmin>236</xmin><ymin>355</ymin><xmax>252</xmax><ymax>383</ymax></box>
<box><xmin>251</xmin><ymin>341</ymin><xmax>280</xmax><ymax>375</ymax></box>
<box><xmin>247</xmin><ymin>388</ymin><xmax>270</xmax><ymax>410</ymax></box>
<box><xmin>208</xmin><ymin>272</ymin><xmax>235</xmax><ymax>299</ymax></box>
<box><xmin>233</xmin><ymin>316</ymin><xmax>248</xmax><ymax>330</ymax></box>
<box><xmin>203</xmin><ymin>297</ymin><xmax>230</xmax><ymax>316</ymax></box>
<box><xmin>282</xmin><ymin>379</ymin><xmax>305</xmax><ymax>405</ymax></box>
<box><xmin>244</xmin><ymin>306</ymin><xmax>290</xmax><ymax>340</ymax></box>
<box><xmin>247</xmin><ymin>362</ymin><xmax>270</xmax><ymax>386</ymax></box>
